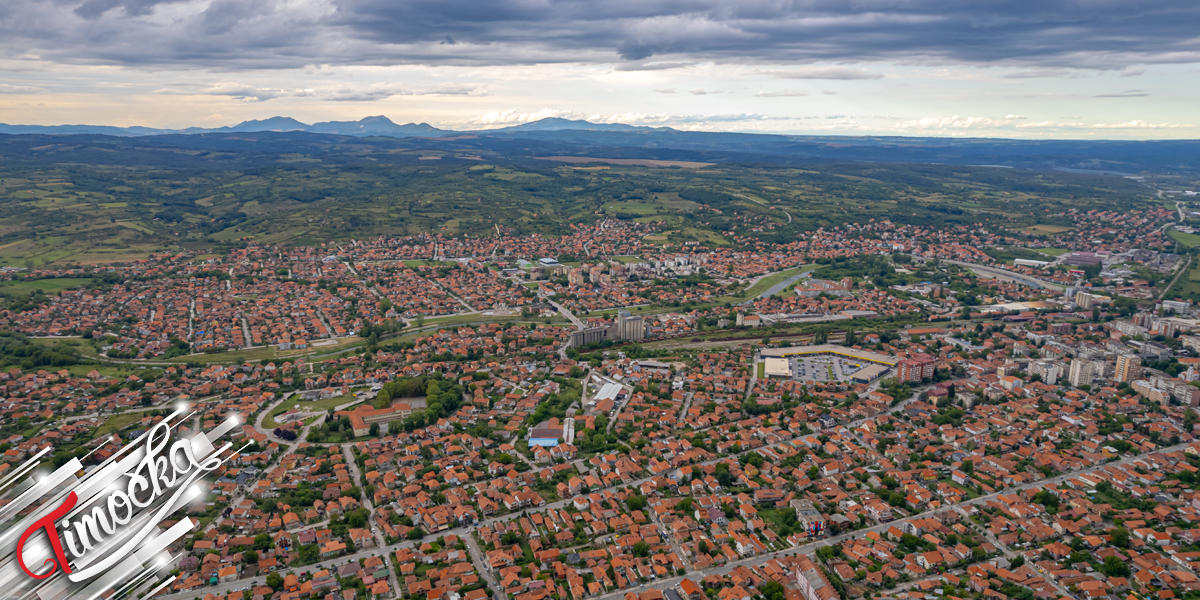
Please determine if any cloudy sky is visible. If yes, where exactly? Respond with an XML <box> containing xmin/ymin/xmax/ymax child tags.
<box><xmin>0</xmin><ymin>0</ymin><xmax>1197</xmax><ymax>138</ymax></box>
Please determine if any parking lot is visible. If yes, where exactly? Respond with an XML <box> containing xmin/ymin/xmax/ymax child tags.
<box><xmin>789</xmin><ymin>355</ymin><xmax>874</xmax><ymax>383</ymax></box>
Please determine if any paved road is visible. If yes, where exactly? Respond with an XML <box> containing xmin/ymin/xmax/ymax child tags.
<box><xmin>152</xmin><ymin>386</ymin><xmax>921</xmax><ymax>600</ymax></box>
<box><xmin>583</xmin><ymin>439</ymin><xmax>1191</xmax><ymax>600</ymax></box>
<box><xmin>953</xmin><ymin>505</ymin><xmax>1074</xmax><ymax>599</ymax></box>
<box><xmin>546</xmin><ymin>297</ymin><xmax>585</xmax><ymax>330</ymax></box>
<box><xmin>464</xmin><ymin>534</ymin><xmax>505</xmax><ymax>599</ymax></box>
<box><xmin>1159</xmin><ymin>254</ymin><xmax>1192</xmax><ymax>302</ymax></box>
<box><xmin>940</xmin><ymin>259</ymin><xmax>1066</xmax><ymax>292</ymax></box>
<box><xmin>156</xmin><ymin>395</ymin><xmax>1189</xmax><ymax>600</ymax></box>
<box><xmin>746</xmin><ymin>267</ymin><xmax>814</xmax><ymax>303</ymax></box>
<box><xmin>341</xmin><ymin>444</ymin><xmax>402</xmax><ymax>595</ymax></box>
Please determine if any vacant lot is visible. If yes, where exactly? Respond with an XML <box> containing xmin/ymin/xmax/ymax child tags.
<box><xmin>1022</xmin><ymin>224</ymin><xmax>1073</xmax><ymax>235</ymax></box>
<box><xmin>0</xmin><ymin>277</ymin><xmax>93</xmax><ymax>296</ymax></box>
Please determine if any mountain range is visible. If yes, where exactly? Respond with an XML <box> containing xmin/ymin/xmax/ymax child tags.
<box><xmin>2</xmin><ymin>115</ymin><xmax>1199</xmax><ymax>175</ymax></box>
<box><xmin>0</xmin><ymin>115</ymin><xmax>651</xmax><ymax>138</ymax></box>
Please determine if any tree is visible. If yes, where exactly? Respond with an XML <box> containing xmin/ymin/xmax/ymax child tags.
<box><xmin>374</xmin><ymin>388</ymin><xmax>392</xmax><ymax>408</ymax></box>
<box><xmin>760</xmin><ymin>581</ymin><xmax>785</xmax><ymax>600</ymax></box>
<box><xmin>1032</xmin><ymin>490</ymin><xmax>1060</xmax><ymax>512</ymax></box>
<box><xmin>266</xmin><ymin>572</ymin><xmax>283</xmax><ymax>590</ymax></box>
<box><xmin>297</xmin><ymin>543</ymin><xmax>319</xmax><ymax>563</ymax></box>
<box><xmin>1109</xmin><ymin>526</ymin><xmax>1130</xmax><ymax>548</ymax></box>
<box><xmin>1100</xmin><ymin>555</ymin><xmax>1130</xmax><ymax>578</ymax></box>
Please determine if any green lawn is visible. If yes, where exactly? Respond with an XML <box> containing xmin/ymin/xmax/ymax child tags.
<box><xmin>1021</xmin><ymin>224</ymin><xmax>1073</xmax><ymax>235</ymax></box>
<box><xmin>163</xmin><ymin>336</ymin><xmax>365</xmax><ymax>364</ymax></box>
<box><xmin>585</xmin><ymin>264</ymin><xmax>814</xmax><ymax>318</ymax></box>
<box><xmin>264</xmin><ymin>392</ymin><xmax>363</xmax><ymax>429</ymax></box>
<box><xmin>1169</xmin><ymin>229</ymin><xmax>1200</xmax><ymax>249</ymax></box>
<box><xmin>720</xmin><ymin>265</ymin><xmax>814</xmax><ymax>304</ymax></box>
<box><xmin>62</xmin><ymin>363</ymin><xmax>151</xmax><ymax>378</ymax></box>
<box><xmin>585</xmin><ymin>304</ymin><xmax>659</xmax><ymax>318</ymax></box>
<box><xmin>0</xmin><ymin>277</ymin><xmax>93</xmax><ymax>296</ymax></box>
<box><xmin>1029</xmin><ymin>247</ymin><xmax>1070</xmax><ymax>257</ymax></box>
<box><xmin>1170</xmin><ymin>259</ymin><xmax>1200</xmax><ymax>300</ymax></box>
<box><xmin>93</xmin><ymin>412</ymin><xmax>145</xmax><ymax>438</ymax></box>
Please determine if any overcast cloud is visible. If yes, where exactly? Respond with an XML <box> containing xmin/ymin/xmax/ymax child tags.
<box><xmin>0</xmin><ymin>0</ymin><xmax>1196</xmax><ymax>69</ymax></box>
<box><xmin>0</xmin><ymin>0</ymin><xmax>1196</xmax><ymax>137</ymax></box>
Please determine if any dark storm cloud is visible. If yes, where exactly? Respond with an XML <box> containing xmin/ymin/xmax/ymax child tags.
<box><xmin>2</xmin><ymin>0</ymin><xmax>1198</xmax><ymax>70</ymax></box>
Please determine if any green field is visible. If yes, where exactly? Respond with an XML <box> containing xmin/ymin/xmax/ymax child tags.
<box><xmin>586</xmin><ymin>304</ymin><xmax>659</xmax><ymax>318</ymax></box>
<box><xmin>1029</xmin><ymin>247</ymin><xmax>1070</xmax><ymax>257</ymax></box>
<box><xmin>1021</xmin><ymin>224</ymin><xmax>1073</xmax><ymax>235</ymax></box>
<box><xmin>585</xmin><ymin>265</ymin><xmax>814</xmax><ymax>317</ymax></box>
<box><xmin>0</xmin><ymin>134</ymin><xmax>1157</xmax><ymax>266</ymax></box>
<box><xmin>1169</xmin><ymin>229</ymin><xmax>1200</xmax><ymax>249</ymax></box>
<box><xmin>263</xmin><ymin>392</ymin><xmax>362</xmax><ymax>429</ymax></box>
<box><xmin>0</xmin><ymin>277</ymin><xmax>93</xmax><ymax>296</ymax></box>
<box><xmin>93</xmin><ymin>412</ymin><xmax>145</xmax><ymax>438</ymax></box>
<box><xmin>163</xmin><ymin>336</ymin><xmax>365</xmax><ymax>365</ymax></box>
<box><xmin>724</xmin><ymin>266</ymin><xmax>813</xmax><ymax>303</ymax></box>
<box><xmin>1171</xmin><ymin>258</ymin><xmax>1200</xmax><ymax>300</ymax></box>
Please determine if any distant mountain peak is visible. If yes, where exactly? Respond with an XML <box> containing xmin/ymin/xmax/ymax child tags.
<box><xmin>306</xmin><ymin>116</ymin><xmax>448</xmax><ymax>137</ymax></box>
<box><xmin>230</xmin><ymin>116</ymin><xmax>309</xmax><ymax>132</ymax></box>
<box><xmin>482</xmin><ymin>115</ymin><xmax>657</xmax><ymax>132</ymax></box>
<box><xmin>0</xmin><ymin>114</ymin><xmax>657</xmax><ymax>140</ymax></box>
<box><xmin>493</xmin><ymin>117</ymin><xmax>646</xmax><ymax>132</ymax></box>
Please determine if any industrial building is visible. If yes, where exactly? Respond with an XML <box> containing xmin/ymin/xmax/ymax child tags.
<box><xmin>565</xmin><ymin>310</ymin><xmax>645</xmax><ymax>348</ymax></box>
<box><xmin>568</xmin><ymin>326</ymin><xmax>608</xmax><ymax>348</ymax></box>
<box><xmin>612</xmin><ymin>309</ymin><xmax>645</xmax><ymax>341</ymax></box>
